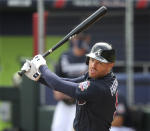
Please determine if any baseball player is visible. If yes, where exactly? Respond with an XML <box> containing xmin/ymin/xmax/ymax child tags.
<box><xmin>21</xmin><ymin>42</ymin><xmax>118</xmax><ymax>131</ymax></box>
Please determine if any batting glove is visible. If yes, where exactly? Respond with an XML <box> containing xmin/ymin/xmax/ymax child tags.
<box><xmin>21</xmin><ymin>60</ymin><xmax>31</xmax><ymax>72</ymax></box>
<box><xmin>21</xmin><ymin>60</ymin><xmax>41</xmax><ymax>81</ymax></box>
<box><xmin>31</xmin><ymin>54</ymin><xmax>46</xmax><ymax>71</ymax></box>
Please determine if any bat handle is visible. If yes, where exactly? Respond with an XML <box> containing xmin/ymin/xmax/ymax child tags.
<box><xmin>42</xmin><ymin>49</ymin><xmax>52</xmax><ymax>58</ymax></box>
<box><xmin>18</xmin><ymin>70</ymin><xmax>26</xmax><ymax>76</ymax></box>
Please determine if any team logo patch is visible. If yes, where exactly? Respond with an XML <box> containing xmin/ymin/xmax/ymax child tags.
<box><xmin>78</xmin><ymin>81</ymin><xmax>90</xmax><ymax>91</ymax></box>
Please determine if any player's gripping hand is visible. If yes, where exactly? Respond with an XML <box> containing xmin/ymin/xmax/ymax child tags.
<box><xmin>21</xmin><ymin>60</ymin><xmax>31</xmax><ymax>72</ymax></box>
<box><xmin>31</xmin><ymin>54</ymin><xmax>46</xmax><ymax>71</ymax></box>
<box><xmin>21</xmin><ymin>60</ymin><xmax>41</xmax><ymax>81</ymax></box>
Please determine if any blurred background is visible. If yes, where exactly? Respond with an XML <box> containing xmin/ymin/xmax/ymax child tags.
<box><xmin>0</xmin><ymin>0</ymin><xmax>150</xmax><ymax>131</ymax></box>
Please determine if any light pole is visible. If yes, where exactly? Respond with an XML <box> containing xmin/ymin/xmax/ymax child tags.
<box><xmin>125</xmin><ymin>0</ymin><xmax>134</xmax><ymax>106</ymax></box>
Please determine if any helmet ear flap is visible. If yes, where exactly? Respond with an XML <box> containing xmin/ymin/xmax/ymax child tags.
<box><xmin>86</xmin><ymin>57</ymin><xmax>89</xmax><ymax>65</ymax></box>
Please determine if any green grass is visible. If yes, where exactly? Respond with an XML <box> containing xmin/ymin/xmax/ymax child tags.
<box><xmin>0</xmin><ymin>36</ymin><xmax>68</xmax><ymax>86</ymax></box>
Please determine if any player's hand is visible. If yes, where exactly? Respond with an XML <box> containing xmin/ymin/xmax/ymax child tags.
<box><xmin>21</xmin><ymin>60</ymin><xmax>41</xmax><ymax>81</ymax></box>
<box><xmin>31</xmin><ymin>54</ymin><xmax>46</xmax><ymax>71</ymax></box>
<box><xmin>21</xmin><ymin>60</ymin><xmax>31</xmax><ymax>72</ymax></box>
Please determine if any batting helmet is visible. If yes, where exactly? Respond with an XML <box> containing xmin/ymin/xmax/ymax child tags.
<box><xmin>86</xmin><ymin>42</ymin><xmax>115</xmax><ymax>64</ymax></box>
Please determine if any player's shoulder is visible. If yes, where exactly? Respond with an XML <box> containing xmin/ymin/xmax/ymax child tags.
<box><xmin>92</xmin><ymin>72</ymin><xmax>118</xmax><ymax>90</ymax></box>
<box><xmin>104</xmin><ymin>72</ymin><xmax>118</xmax><ymax>84</ymax></box>
<box><xmin>81</xmin><ymin>72</ymin><xmax>118</xmax><ymax>90</ymax></box>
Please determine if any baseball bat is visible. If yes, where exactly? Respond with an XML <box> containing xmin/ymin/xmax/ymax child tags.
<box><xmin>18</xmin><ymin>6</ymin><xmax>107</xmax><ymax>76</ymax></box>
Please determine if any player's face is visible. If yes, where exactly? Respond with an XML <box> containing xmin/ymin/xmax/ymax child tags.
<box><xmin>88</xmin><ymin>58</ymin><xmax>114</xmax><ymax>78</ymax></box>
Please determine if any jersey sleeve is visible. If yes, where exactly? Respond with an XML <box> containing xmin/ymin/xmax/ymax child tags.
<box><xmin>62</xmin><ymin>75</ymin><xmax>85</xmax><ymax>83</ymax></box>
<box><xmin>39</xmin><ymin>65</ymin><xmax>79</xmax><ymax>98</ymax></box>
<box><xmin>38</xmin><ymin>72</ymin><xmax>85</xmax><ymax>89</ymax></box>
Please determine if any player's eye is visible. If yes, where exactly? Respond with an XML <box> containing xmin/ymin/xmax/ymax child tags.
<box><xmin>98</xmin><ymin>61</ymin><xmax>103</xmax><ymax>65</ymax></box>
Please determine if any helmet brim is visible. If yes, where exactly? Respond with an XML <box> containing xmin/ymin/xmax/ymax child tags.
<box><xmin>86</xmin><ymin>53</ymin><xmax>108</xmax><ymax>63</ymax></box>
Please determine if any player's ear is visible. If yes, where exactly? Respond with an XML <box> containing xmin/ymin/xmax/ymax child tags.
<box><xmin>108</xmin><ymin>63</ymin><xmax>114</xmax><ymax>69</ymax></box>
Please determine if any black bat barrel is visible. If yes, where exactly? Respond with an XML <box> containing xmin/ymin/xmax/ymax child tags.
<box><xmin>43</xmin><ymin>6</ymin><xmax>107</xmax><ymax>58</ymax></box>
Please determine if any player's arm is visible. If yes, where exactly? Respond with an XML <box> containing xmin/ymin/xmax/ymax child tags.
<box><xmin>61</xmin><ymin>75</ymin><xmax>85</xmax><ymax>83</ymax></box>
<box><xmin>39</xmin><ymin>71</ymin><xmax>84</xmax><ymax>87</ymax></box>
<box><xmin>21</xmin><ymin>59</ymin><xmax>79</xmax><ymax>98</ymax></box>
<box><xmin>21</xmin><ymin>55</ymin><xmax>88</xmax><ymax>100</ymax></box>
<box><xmin>40</xmin><ymin>65</ymin><xmax>105</xmax><ymax>101</ymax></box>
<box><xmin>38</xmin><ymin>69</ymin><xmax>84</xmax><ymax>87</ymax></box>
<box><xmin>20</xmin><ymin>58</ymin><xmax>84</xmax><ymax>99</ymax></box>
<box><xmin>38</xmin><ymin>67</ymin><xmax>85</xmax><ymax>91</ymax></box>
<box><xmin>39</xmin><ymin>65</ymin><xmax>78</xmax><ymax>98</ymax></box>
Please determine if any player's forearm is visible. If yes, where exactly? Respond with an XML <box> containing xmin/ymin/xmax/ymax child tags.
<box><xmin>62</xmin><ymin>75</ymin><xmax>85</xmax><ymax>83</ymax></box>
<box><xmin>38</xmin><ymin>77</ymin><xmax>49</xmax><ymax>87</ymax></box>
<box><xmin>39</xmin><ymin>65</ymin><xmax>78</xmax><ymax>98</ymax></box>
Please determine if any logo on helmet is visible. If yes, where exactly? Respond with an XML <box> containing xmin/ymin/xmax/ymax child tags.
<box><xmin>95</xmin><ymin>49</ymin><xmax>102</xmax><ymax>57</ymax></box>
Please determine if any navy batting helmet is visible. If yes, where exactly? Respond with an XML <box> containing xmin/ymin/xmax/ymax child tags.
<box><xmin>86</xmin><ymin>42</ymin><xmax>116</xmax><ymax>64</ymax></box>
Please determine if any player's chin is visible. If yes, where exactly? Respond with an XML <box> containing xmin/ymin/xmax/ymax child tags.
<box><xmin>89</xmin><ymin>71</ymin><xmax>97</xmax><ymax>78</ymax></box>
<box><xmin>89</xmin><ymin>70</ymin><xmax>104</xmax><ymax>78</ymax></box>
